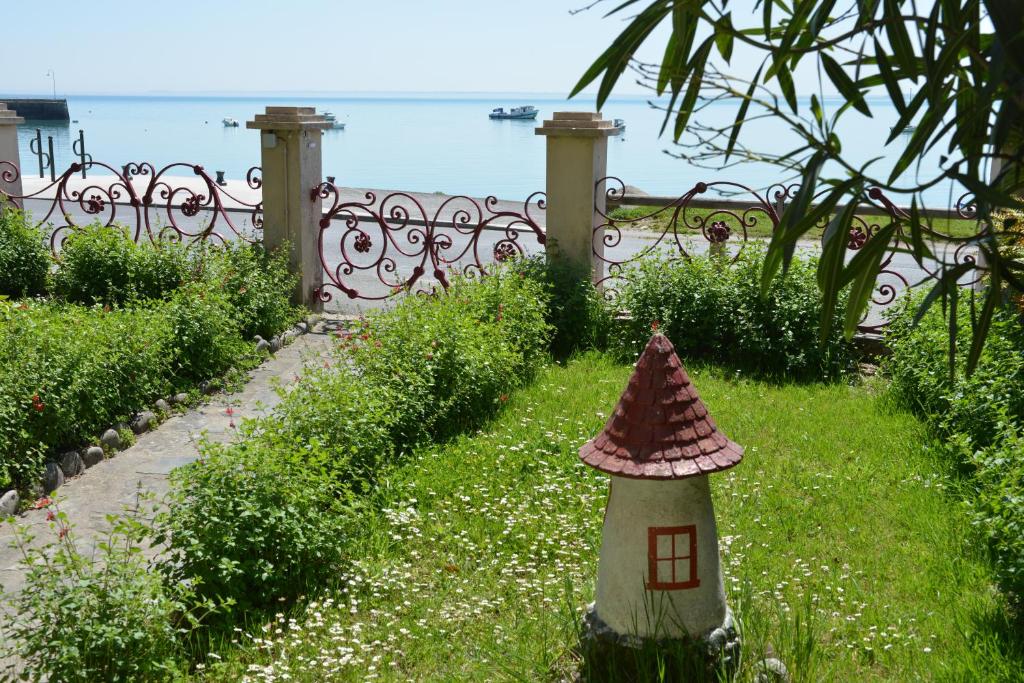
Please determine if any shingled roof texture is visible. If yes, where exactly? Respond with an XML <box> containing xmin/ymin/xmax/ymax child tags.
<box><xmin>578</xmin><ymin>334</ymin><xmax>743</xmax><ymax>479</ymax></box>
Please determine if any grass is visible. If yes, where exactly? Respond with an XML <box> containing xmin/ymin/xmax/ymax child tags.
<box><xmin>198</xmin><ymin>353</ymin><xmax>1022</xmax><ymax>682</ymax></box>
<box><xmin>607</xmin><ymin>205</ymin><xmax>982</xmax><ymax>242</ymax></box>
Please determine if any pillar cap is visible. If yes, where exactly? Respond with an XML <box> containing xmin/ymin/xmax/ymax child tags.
<box><xmin>0</xmin><ymin>104</ymin><xmax>24</xmax><ymax>126</ymax></box>
<box><xmin>536</xmin><ymin>111</ymin><xmax>620</xmax><ymax>137</ymax></box>
<box><xmin>579</xmin><ymin>333</ymin><xmax>743</xmax><ymax>480</ymax></box>
<box><xmin>247</xmin><ymin>106</ymin><xmax>331</xmax><ymax>131</ymax></box>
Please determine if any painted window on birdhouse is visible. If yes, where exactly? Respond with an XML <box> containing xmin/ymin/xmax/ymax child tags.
<box><xmin>645</xmin><ymin>525</ymin><xmax>699</xmax><ymax>590</ymax></box>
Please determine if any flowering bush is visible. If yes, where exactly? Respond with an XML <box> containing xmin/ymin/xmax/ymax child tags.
<box><xmin>2</xmin><ymin>499</ymin><xmax>192</xmax><ymax>682</ymax></box>
<box><xmin>0</xmin><ymin>301</ymin><xmax>173</xmax><ymax>489</ymax></box>
<box><xmin>155</xmin><ymin>266</ymin><xmax>551</xmax><ymax>632</ymax></box>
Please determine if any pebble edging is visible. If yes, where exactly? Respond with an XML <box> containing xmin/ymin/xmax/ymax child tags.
<box><xmin>0</xmin><ymin>317</ymin><xmax>319</xmax><ymax>514</ymax></box>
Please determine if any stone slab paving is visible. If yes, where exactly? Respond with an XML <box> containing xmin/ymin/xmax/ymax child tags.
<box><xmin>0</xmin><ymin>318</ymin><xmax>342</xmax><ymax>599</ymax></box>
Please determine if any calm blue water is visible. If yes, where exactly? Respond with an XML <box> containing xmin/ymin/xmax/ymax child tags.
<box><xmin>11</xmin><ymin>94</ymin><xmax>962</xmax><ymax>207</ymax></box>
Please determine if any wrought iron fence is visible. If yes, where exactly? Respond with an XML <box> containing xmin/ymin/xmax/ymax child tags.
<box><xmin>595</xmin><ymin>176</ymin><xmax>983</xmax><ymax>333</ymax></box>
<box><xmin>0</xmin><ymin>160</ymin><xmax>263</xmax><ymax>256</ymax></box>
<box><xmin>310</xmin><ymin>181</ymin><xmax>546</xmax><ymax>302</ymax></box>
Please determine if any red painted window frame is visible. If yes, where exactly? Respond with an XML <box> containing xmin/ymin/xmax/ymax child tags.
<box><xmin>645</xmin><ymin>525</ymin><xmax>700</xmax><ymax>590</ymax></box>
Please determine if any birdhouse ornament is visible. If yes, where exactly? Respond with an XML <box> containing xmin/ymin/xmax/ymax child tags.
<box><xmin>579</xmin><ymin>333</ymin><xmax>741</xmax><ymax>658</ymax></box>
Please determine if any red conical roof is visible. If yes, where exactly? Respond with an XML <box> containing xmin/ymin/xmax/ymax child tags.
<box><xmin>579</xmin><ymin>334</ymin><xmax>743</xmax><ymax>479</ymax></box>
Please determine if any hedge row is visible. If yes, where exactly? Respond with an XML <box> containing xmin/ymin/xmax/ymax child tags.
<box><xmin>885</xmin><ymin>294</ymin><xmax>1024</xmax><ymax>606</ymax></box>
<box><xmin>0</xmin><ymin>214</ymin><xmax>300</xmax><ymax>490</ymax></box>
<box><xmin>612</xmin><ymin>247</ymin><xmax>854</xmax><ymax>378</ymax></box>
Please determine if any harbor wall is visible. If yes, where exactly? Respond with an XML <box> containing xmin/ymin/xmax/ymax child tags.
<box><xmin>0</xmin><ymin>99</ymin><xmax>69</xmax><ymax>121</ymax></box>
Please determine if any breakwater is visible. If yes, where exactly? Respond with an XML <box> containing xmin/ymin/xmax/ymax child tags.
<box><xmin>0</xmin><ymin>99</ymin><xmax>69</xmax><ymax>121</ymax></box>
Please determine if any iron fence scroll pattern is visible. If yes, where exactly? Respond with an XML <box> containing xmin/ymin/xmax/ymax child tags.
<box><xmin>0</xmin><ymin>161</ymin><xmax>263</xmax><ymax>256</ymax></box>
<box><xmin>311</xmin><ymin>181</ymin><xmax>546</xmax><ymax>302</ymax></box>
<box><xmin>595</xmin><ymin>176</ymin><xmax>986</xmax><ymax>333</ymax></box>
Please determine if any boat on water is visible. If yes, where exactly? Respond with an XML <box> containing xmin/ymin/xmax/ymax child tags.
<box><xmin>222</xmin><ymin>117</ymin><xmax>239</xmax><ymax>128</ymax></box>
<box><xmin>489</xmin><ymin>105</ymin><xmax>538</xmax><ymax>120</ymax></box>
<box><xmin>613</xmin><ymin>118</ymin><xmax>626</xmax><ymax>132</ymax></box>
<box><xmin>323</xmin><ymin>111</ymin><xmax>345</xmax><ymax>130</ymax></box>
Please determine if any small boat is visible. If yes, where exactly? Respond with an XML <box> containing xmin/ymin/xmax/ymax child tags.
<box><xmin>222</xmin><ymin>117</ymin><xmax>239</xmax><ymax>128</ymax></box>
<box><xmin>489</xmin><ymin>105</ymin><xmax>538</xmax><ymax>120</ymax></box>
<box><xmin>323</xmin><ymin>112</ymin><xmax>346</xmax><ymax>130</ymax></box>
<box><xmin>613</xmin><ymin>118</ymin><xmax>626</xmax><ymax>132</ymax></box>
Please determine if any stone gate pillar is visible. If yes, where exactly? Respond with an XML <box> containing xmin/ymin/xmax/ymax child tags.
<box><xmin>247</xmin><ymin>107</ymin><xmax>330</xmax><ymax>310</ymax></box>
<box><xmin>0</xmin><ymin>104</ymin><xmax>25</xmax><ymax>201</ymax></box>
<box><xmin>535</xmin><ymin>112</ymin><xmax>619</xmax><ymax>280</ymax></box>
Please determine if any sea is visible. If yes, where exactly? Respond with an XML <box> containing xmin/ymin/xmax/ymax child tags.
<box><xmin>11</xmin><ymin>93</ymin><xmax>963</xmax><ymax>208</ymax></box>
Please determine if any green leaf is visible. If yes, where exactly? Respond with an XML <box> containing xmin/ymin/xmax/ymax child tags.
<box><xmin>841</xmin><ymin>223</ymin><xmax>897</xmax><ymax>339</ymax></box>
<box><xmin>725</xmin><ymin>63</ymin><xmax>764</xmax><ymax>161</ymax></box>
<box><xmin>673</xmin><ymin>38</ymin><xmax>714</xmax><ymax>141</ymax></box>
<box><xmin>714</xmin><ymin>13</ymin><xmax>735</xmax><ymax>62</ymax></box>
<box><xmin>818</xmin><ymin>196</ymin><xmax>860</xmax><ymax>343</ymax></box>
<box><xmin>965</xmin><ymin>252</ymin><xmax>1001</xmax><ymax>374</ymax></box>
<box><xmin>821</xmin><ymin>53</ymin><xmax>870</xmax><ymax>116</ymax></box>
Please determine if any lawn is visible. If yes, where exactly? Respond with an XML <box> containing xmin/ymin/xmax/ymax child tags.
<box><xmin>607</xmin><ymin>205</ymin><xmax>982</xmax><ymax>242</ymax></box>
<box><xmin>193</xmin><ymin>354</ymin><xmax>1020</xmax><ymax>681</ymax></box>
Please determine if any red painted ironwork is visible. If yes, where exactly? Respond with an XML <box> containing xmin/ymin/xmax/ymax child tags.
<box><xmin>646</xmin><ymin>525</ymin><xmax>700</xmax><ymax>591</ymax></box>
<box><xmin>578</xmin><ymin>333</ymin><xmax>743</xmax><ymax>480</ymax></box>
<box><xmin>596</xmin><ymin>176</ymin><xmax>988</xmax><ymax>334</ymax></box>
<box><xmin>311</xmin><ymin>180</ymin><xmax>546</xmax><ymax>302</ymax></box>
<box><xmin>0</xmin><ymin>160</ymin><xmax>263</xmax><ymax>255</ymax></box>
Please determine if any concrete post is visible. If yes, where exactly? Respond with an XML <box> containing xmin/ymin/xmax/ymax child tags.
<box><xmin>246</xmin><ymin>107</ymin><xmax>331</xmax><ymax>310</ymax></box>
<box><xmin>535</xmin><ymin>112</ymin><xmax>619</xmax><ymax>279</ymax></box>
<box><xmin>0</xmin><ymin>104</ymin><xmax>25</xmax><ymax>201</ymax></box>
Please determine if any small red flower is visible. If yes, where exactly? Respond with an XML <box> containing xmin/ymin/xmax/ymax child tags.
<box><xmin>57</xmin><ymin>527</ymin><xmax>68</xmax><ymax>540</ymax></box>
<box><xmin>651</xmin><ymin>320</ymin><xmax>660</xmax><ymax>332</ymax></box>
<box><xmin>225</xmin><ymin>407</ymin><xmax>234</xmax><ymax>416</ymax></box>
<box><xmin>33</xmin><ymin>497</ymin><xmax>52</xmax><ymax>509</ymax></box>
<box><xmin>499</xmin><ymin>394</ymin><xmax>509</xmax><ymax>403</ymax></box>
<box><xmin>229</xmin><ymin>420</ymin><xmax>236</xmax><ymax>429</ymax></box>
<box><xmin>46</xmin><ymin>509</ymin><xmax>56</xmax><ymax>522</ymax></box>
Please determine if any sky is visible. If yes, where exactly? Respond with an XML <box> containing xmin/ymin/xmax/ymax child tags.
<box><xmin>0</xmin><ymin>0</ymin><xmax>671</xmax><ymax>97</ymax></box>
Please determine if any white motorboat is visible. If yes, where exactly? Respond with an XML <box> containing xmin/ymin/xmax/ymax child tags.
<box><xmin>613</xmin><ymin>118</ymin><xmax>626</xmax><ymax>131</ymax></box>
<box><xmin>323</xmin><ymin>112</ymin><xmax>345</xmax><ymax>130</ymax></box>
<box><xmin>489</xmin><ymin>105</ymin><xmax>538</xmax><ymax>120</ymax></box>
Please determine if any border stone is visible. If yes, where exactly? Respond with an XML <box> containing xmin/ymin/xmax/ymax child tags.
<box><xmin>132</xmin><ymin>411</ymin><xmax>156</xmax><ymax>434</ymax></box>
<box><xmin>82</xmin><ymin>446</ymin><xmax>105</xmax><ymax>468</ymax></box>
<box><xmin>154</xmin><ymin>398</ymin><xmax>171</xmax><ymax>414</ymax></box>
<box><xmin>0</xmin><ymin>490</ymin><xmax>18</xmax><ymax>517</ymax></box>
<box><xmin>41</xmin><ymin>462</ymin><xmax>64</xmax><ymax>493</ymax></box>
<box><xmin>100</xmin><ymin>428</ymin><xmax>121</xmax><ymax>450</ymax></box>
<box><xmin>58</xmin><ymin>451</ymin><xmax>85</xmax><ymax>478</ymax></box>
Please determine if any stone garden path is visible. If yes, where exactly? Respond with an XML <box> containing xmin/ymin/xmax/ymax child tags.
<box><xmin>0</xmin><ymin>317</ymin><xmax>343</xmax><ymax>599</ymax></box>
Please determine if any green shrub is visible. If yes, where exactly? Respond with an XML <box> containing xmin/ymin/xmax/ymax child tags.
<box><xmin>201</xmin><ymin>242</ymin><xmax>299</xmax><ymax>339</ymax></box>
<box><xmin>516</xmin><ymin>255</ymin><xmax>612</xmax><ymax>358</ymax></box>
<box><xmin>0</xmin><ymin>300</ymin><xmax>173</xmax><ymax>488</ymax></box>
<box><xmin>884</xmin><ymin>292</ymin><xmax>1024</xmax><ymax>446</ymax></box>
<box><xmin>3</xmin><ymin>505</ymin><xmax>187</xmax><ymax>682</ymax></box>
<box><xmin>348</xmin><ymin>267</ymin><xmax>551</xmax><ymax>443</ymax></box>
<box><xmin>885</xmin><ymin>292</ymin><xmax>1024</xmax><ymax>608</ymax></box>
<box><xmin>53</xmin><ymin>225</ymin><xmax>192</xmax><ymax>306</ymax></box>
<box><xmin>164</xmin><ymin>284</ymin><xmax>248</xmax><ymax>382</ymax></box>
<box><xmin>0</xmin><ymin>208</ymin><xmax>49</xmax><ymax>298</ymax></box>
<box><xmin>613</xmin><ymin>247</ymin><xmax>852</xmax><ymax>378</ymax></box>
<box><xmin>155</xmin><ymin>435</ymin><xmax>356</xmax><ymax>624</ymax></box>
<box><xmin>154</xmin><ymin>268</ymin><xmax>550</xmax><ymax>628</ymax></box>
<box><xmin>952</xmin><ymin>423</ymin><xmax>1024</xmax><ymax>605</ymax></box>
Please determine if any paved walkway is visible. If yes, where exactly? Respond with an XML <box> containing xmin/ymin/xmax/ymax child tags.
<box><xmin>0</xmin><ymin>319</ymin><xmax>340</xmax><ymax>598</ymax></box>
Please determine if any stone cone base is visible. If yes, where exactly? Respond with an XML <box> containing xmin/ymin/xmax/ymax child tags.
<box><xmin>580</xmin><ymin>602</ymin><xmax>740</xmax><ymax>679</ymax></box>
